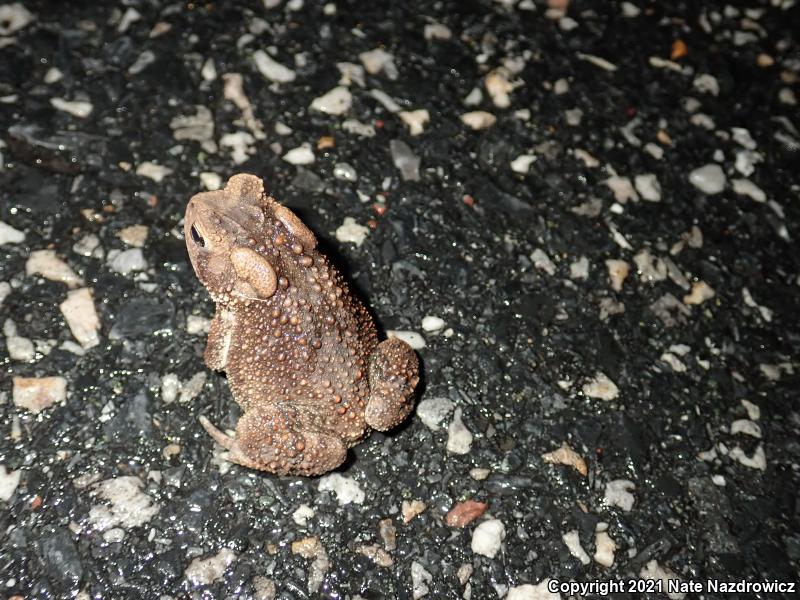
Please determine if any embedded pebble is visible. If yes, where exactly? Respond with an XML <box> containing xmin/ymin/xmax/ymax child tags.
<box><xmin>573</xmin><ymin>148</ymin><xmax>599</xmax><ymax>167</ymax></box>
<box><xmin>342</xmin><ymin>119</ymin><xmax>376</xmax><ymax>137</ymax></box>
<box><xmin>283</xmin><ymin>144</ymin><xmax>315</xmax><ymax>165</ymax></box>
<box><xmin>0</xmin><ymin>3</ymin><xmax>34</xmax><ymax>35</ymax></box>
<box><xmin>562</xmin><ymin>530</ymin><xmax>590</xmax><ymax>565</ymax></box>
<box><xmin>50</xmin><ymin>97</ymin><xmax>93</xmax><ymax>118</ymax></box>
<box><xmin>4</xmin><ymin>320</ymin><xmax>34</xmax><ymax>361</ymax></box>
<box><xmin>220</xmin><ymin>131</ymin><xmax>255</xmax><ymax>164</ymax></box>
<box><xmin>26</xmin><ymin>250</ymin><xmax>83</xmax><ymax>287</ymax></box>
<box><xmin>470</xmin><ymin>519</ymin><xmax>505</xmax><ymax>558</ymax></box>
<box><xmin>332</xmin><ymin>162</ymin><xmax>357</xmax><ymax>181</ymax></box>
<box><xmin>402</xmin><ymin>499</ymin><xmax>427</xmax><ymax>522</ymax></box>
<box><xmin>369</xmin><ymin>88</ymin><xmax>401</xmax><ymax>113</ymax></box>
<box><xmin>136</xmin><ymin>161</ymin><xmax>173</xmax><ymax>182</ymax></box>
<box><xmin>185</xmin><ymin>549</ymin><xmax>237</xmax><ymax>586</ymax></box>
<box><xmin>359</xmin><ymin>47</ymin><xmax>397</xmax><ymax>78</ymax></box>
<box><xmin>485</xmin><ymin>68</ymin><xmax>516</xmax><ymax>108</ymax></box>
<box><xmin>569</xmin><ymin>256</ymin><xmax>590</xmax><ymax>280</ymax></box>
<box><xmin>179</xmin><ymin>372</ymin><xmax>207</xmax><ymax>403</ymax></box>
<box><xmin>446</xmin><ymin>408</ymin><xmax>473</xmax><ymax>454</ymax></box>
<box><xmin>12</xmin><ymin>376</ymin><xmax>66</xmax><ymax>413</ymax></box>
<box><xmin>317</xmin><ymin>473</ymin><xmax>365</xmax><ymax>505</ymax></box>
<box><xmin>604</xmin><ymin>176</ymin><xmax>638</xmax><ymax>203</ymax></box>
<box><xmin>336</xmin><ymin>62</ymin><xmax>365</xmax><ymax>87</ymax></box>
<box><xmin>0</xmin><ymin>465</ymin><xmax>21</xmax><ymax>502</ymax></box>
<box><xmin>731</xmin><ymin>178</ymin><xmax>766</xmax><ymax>202</ymax></box>
<box><xmin>0</xmin><ymin>281</ymin><xmax>10</xmax><ymax>306</ymax></box>
<box><xmin>688</xmin><ymin>164</ymin><xmax>726</xmax><ymax>194</ymax></box>
<box><xmin>252</xmin><ymin>49</ymin><xmax>296</xmax><ymax>82</ymax></box>
<box><xmin>461</xmin><ymin>111</ymin><xmax>497</xmax><ymax>130</ymax></box>
<box><xmin>605</xmin><ymin>259</ymin><xmax>629</xmax><ymax>292</ymax></box>
<box><xmin>582</xmin><ymin>372</ymin><xmax>619</xmax><ymax>401</ymax></box>
<box><xmin>730</xmin><ymin>419</ymin><xmax>762</xmax><ymax>438</ymax></box>
<box><xmin>634</xmin><ymin>173</ymin><xmax>662</xmax><ymax>202</ymax></box>
<box><xmin>730</xmin><ymin>444</ymin><xmax>767</xmax><ymax>470</ymax></box>
<box><xmin>390</xmin><ymin>139</ymin><xmax>421</xmax><ymax>181</ymax></box>
<box><xmin>200</xmin><ymin>172</ymin><xmax>222</xmax><ymax>191</ymax></box>
<box><xmin>309</xmin><ymin>86</ymin><xmax>352</xmax><ymax>115</ymax></box>
<box><xmin>107</xmin><ymin>248</ymin><xmax>147</xmax><ymax>275</ymax></box>
<box><xmin>576</xmin><ymin>52</ymin><xmax>618</xmax><ymax>71</ymax></box>
<box><xmin>424</xmin><ymin>23</ymin><xmax>452</xmax><ymax>41</ymax></box>
<box><xmin>510</xmin><ymin>154</ymin><xmax>537</xmax><ymax>174</ymax></box>
<box><xmin>399</xmin><ymin>109</ymin><xmax>430</xmax><ymax>136</ymax></box>
<box><xmin>693</xmin><ymin>73</ymin><xmax>720</xmax><ymax>96</ymax></box>
<box><xmin>604</xmin><ymin>479</ymin><xmax>636</xmax><ymax>511</ymax></box>
<box><xmin>564</xmin><ymin>108</ymin><xmax>583</xmax><ymax>126</ymax></box>
<box><xmin>387</xmin><ymin>330</ymin><xmax>426</xmax><ymax>349</ymax></box>
<box><xmin>683</xmin><ymin>281</ymin><xmax>715</xmax><ymax>305</ymax></box>
<box><xmin>170</xmin><ymin>106</ymin><xmax>217</xmax><ymax>153</ymax></box>
<box><xmin>633</xmin><ymin>249</ymin><xmax>666</xmax><ymax>282</ymax></box>
<box><xmin>292</xmin><ymin>504</ymin><xmax>315</xmax><ymax>527</ymax></box>
<box><xmin>415</xmin><ymin>397</ymin><xmax>454</xmax><ymax>431</ymax></box>
<box><xmin>88</xmin><ymin>476</ymin><xmax>160</xmax><ymax>530</ymax></box>
<box><xmin>335</xmin><ymin>217</ymin><xmax>369</xmax><ymax>246</ymax></box>
<box><xmin>117</xmin><ymin>225</ymin><xmax>148</xmax><ymax>248</ymax></box>
<box><xmin>421</xmin><ymin>315</ymin><xmax>445</xmax><ymax>332</ymax></box>
<box><xmin>532</xmin><ymin>248</ymin><xmax>556</xmax><ymax>275</ymax></box>
<box><xmin>60</xmin><ymin>288</ymin><xmax>100</xmax><ymax>349</ymax></box>
<box><xmin>0</xmin><ymin>220</ymin><xmax>25</xmax><ymax>245</ymax></box>
<box><xmin>541</xmin><ymin>443</ymin><xmax>588</xmax><ymax>476</ymax></box>
<box><xmin>410</xmin><ymin>561</ymin><xmax>432</xmax><ymax>599</ymax></box>
<box><xmin>594</xmin><ymin>524</ymin><xmax>616</xmax><ymax>567</ymax></box>
<box><xmin>741</xmin><ymin>399</ymin><xmax>760</xmax><ymax>421</ymax></box>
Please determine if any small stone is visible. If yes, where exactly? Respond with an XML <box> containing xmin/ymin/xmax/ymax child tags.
<box><xmin>564</xmin><ymin>107</ymin><xmax>583</xmax><ymax>126</ymax></box>
<box><xmin>0</xmin><ymin>220</ymin><xmax>25</xmax><ymax>245</ymax></box>
<box><xmin>634</xmin><ymin>174</ymin><xmax>662</xmax><ymax>202</ymax></box>
<box><xmin>200</xmin><ymin>172</ymin><xmax>222</xmax><ymax>191</ymax></box>
<box><xmin>410</xmin><ymin>561</ymin><xmax>433</xmax><ymax>599</ymax></box>
<box><xmin>446</xmin><ymin>408</ymin><xmax>473</xmax><ymax>454</ymax></box>
<box><xmin>471</xmin><ymin>519</ymin><xmax>505</xmax><ymax>558</ymax></box>
<box><xmin>335</xmin><ymin>217</ymin><xmax>369</xmax><ymax>246</ymax></box>
<box><xmin>108</xmin><ymin>248</ymin><xmax>147</xmax><ymax>275</ymax></box>
<box><xmin>88</xmin><ymin>476</ymin><xmax>160</xmax><ymax>530</ymax></box>
<box><xmin>117</xmin><ymin>225</ymin><xmax>148</xmax><ymax>248</ymax></box>
<box><xmin>594</xmin><ymin>525</ymin><xmax>617</xmax><ymax>567</ymax></box>
<box><xmin>446</xmin><ymin>500</ymin><xmax>488</xmax><ymax>528</ymax></box>
<box><xmin>683</xmin><ymin>281</ymin><xmax>715</xmax><ymax>305</ymax></box>
<box><xmin>12</xmin><ymin>376</ymin><xmax>67</xmax><ymax>413</ymax></box>
<box><xmin>179</xmin><ymin>372</ymin><xmax>207</xmax><ymax>403</ymax></box>
<box><xmin>423</xmin><ymin>23</ymin><xmax>452</xmax><ymax>41</ymax></box>
<box><xmin>582</xmin><ymin>372</ymin><xmax>619</xmax><ymax>401</ymax></box>
<box><xmin>402</xmin><ymin>499</ymin><xmax>426</xmax><ymax>522</ymax></box>
<box><xmin>26</xmin><ymin>250</ymin><xmax>83</xmax><ymax>287</ymax></box>
<box><xmin>510</xmin><ymin>154</ymin><xmax>537</xmax><ymax>174</ymax></box>
<box><xmin>688</xmin><ymin>164</ymin><xmax>726</xmax><ymax>194</ymax></box>
<box><xmin>0</xmin><ymin>465</ymin><xmax>22</xmax><ymax>501</ymax></box>
<box><xmin>693</xmin><ymin>73</ymin><xmax>720</xmax><ymax>96</ymax></box>
<box><xmin>741</xmin><ymin>399</ymin><xmax>760</xmax><ymax>421</ymax></box>
<box><xmin>317</xmin><ymin>473</ymin><xmax>365</xmax><ymax>505</ymax></box>
<box><xmin>0</xmin><ymin>3</ymin><xmax>34</xmax><ymax>35</ymax></box>
<box><xmin>541</xmin><ymin>443</ymin><xmax>588</xmax><ymax>476</ymax></box>
<box><xmin>532</xmin><ymin>248</ymin><xmax>556</xmax><ymax>275</ymax></box>
<box><xmin>421</xmin><ymin>315</ymin><xmax>445</xmax><ymax>332</ymax></box>
<box><xmin>359</xmin><ymin>544</ymin><xmax>393</xmax><ymax>568</ymax></box>
<box><xmin>136</xmin><ymin>161</ymin><xmax>173</xmax><ymax>182</ymax></box>
<box><xmin>604</xmin><ymin>176</ymin><xmax>638</xmax><ymax>203</ymax></box>
<box><xmin>332</xmin><ymin>162</ymin><xmax>357</xmax><ymax>181</ymax></box>
<box><xmin>562</xmin><ymin>530</ymin><xmax>590</xmax><ymax>565</ymax></box>
<box><xmin>485</xmin><ymin>68</ymin><xmax>516</xmax><ymax>108</ymax></box>
<box><xmin>730</xmin><ymin>419</ymin><xmax>762</xmax><ymax>438</ymax></box>
<box><xmin>570</xmin><ymin>256</ymin><xmax>590</xmax><ymax>280</ymax></box>
<box><xmin>310</xmin><ymin>86</ymin><xmax>352</xmax><ymax>115</ymax></box>
<box><xmin>342</xmin><ymin>119</ymin><xmax>376</xmax><ymax>137</ymax></box>
<box><xmin>50</xmin><ymin>97</ymin><xmax>93</xmax><ymax>118</ymax></box>
<box><xmin>292</xmin><ymin>503</ymin><xmax>315</xmax><ymax>527</ymax></box>
<box><xmin>731</xmin><ymin>178</ymin><xmax>766</xmax><ymax>202</ymax></box>
<box><xmin>574</xmin><ymin>148</ymin><xmax>599</xmax><ymax>167</ymax></box>
<box><xmin>161</xmin><ymin>373</ymin><xmax>180</xmax><ymax>404</ymax></box>
<box><xmin>390</xmin><ymin>139</ymin><xmax>421</xmax><ymax>181</ymax></box>
<box><xmin>604</xmin><ymin>479</ymin><xmax>636</xmax><ymax>511</ymax></box>
<box><xmin>415</xmin><ymin>397</ymin><xmax>454</xmax><ymax>431</ymax></box>
<box><xmin>576</xmin><ymin>52</ymin><xmax>618</xmax><ymax>71</ymax></box>
<box><xmin>387</xmin><ymin>330</ymin><xmax>426</xmax><ymax>349</ymax></box>
<box><xmin>282</xmin><ymin>144</ymin><xmax>315</xmax><ymax>165</ymax></box>
<box><xmin>359</xmin><ymin>47</ymin><xmax>397</xmax><ymax>78</ymax></box>
<box><xmin>605</xmin><ymin>259</ymin><xmax>629</xmax><ymax>292</ymax></box>
<box><xmin>185</xmin><ymin>548</ymin><xmax>237</xmax><ymax>586</ymax></box>
<box><xmin>729</xmin><ymin>444</ymin><xmax>767</xmax><ymax>470</ymax></box>
<box><xmin>252</xmin><ymin>49</ymin><xmax>296</xmax><ymax>83</ymax></box>
<box><xmin>399</xmin><ymin>109</ymin><xmax>430</xmax><ymax>136</ymax></box>
<box><xmin>60</xmin><ymin>288</ymin><xmax>100</xmax><ymax>349</ymax></box>
<box><xmin>461</xmin><ymin>111</ymin><xmax>497</xmax><ymax>130</ymax></box>
<box><xmin>336</xmin><ymin>62</ymin><xmax>365</xmax><ymax>87</ymax></box>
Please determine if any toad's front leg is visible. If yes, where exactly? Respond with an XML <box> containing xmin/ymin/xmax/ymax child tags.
<box><xmin>200</xmin><ymin>403</ymin><xmax>347</xmax><ymax>476</ymax></box>
<box><xmin>364</xmin><ymin>337</ymin><xmax>420</xmax><ymax>431</ymax></box>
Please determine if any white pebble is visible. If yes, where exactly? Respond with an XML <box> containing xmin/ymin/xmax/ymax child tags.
<box><xmin>423</xmin><ymin>23</ymin><xmax>452</xmax><ymax>41</ymax></box>
<box><xmin>387</xmin><ymin>330</ymin><xmax>426</xmax><ymax>349</ymax></box>
<box><xmin>292</xmin><ymin>503</ymin><xmax>315</xmax><ymax>527</ymax></box>
<box><xmin>644</xmin><ymin>142</ymin><xmax>664</xmax><ymax>159</ymax></box>
<box><xmin>359</xmin><ymin>47</ymin><xmax>397</xmax><ymax>78</ymax></box>
<box><xmin>461</xmin><ymin>111</ymin><xmax>497</xmax><ymax>130</ymax></box>
<box><xmin>510</xmin><ymin>154</ymin><xmax>537</xmax><ymax>174</ymax></box>
<box><xmin>582</xmin><ymin>372</ymin><xmax>619</xmax><ymax>401</ymax></box>
<box><xmin>605</xmin><ymin>259</ymin><xmax>629</xmax><ymax>292</ymax></box>
<box><xmin>415</xmin><ymin>397</ymin><xmax>454</xmax><ymax>431</ymax></box>
<box><xmin>26</xmin><ymin>249</ymin><xmax>83</xmax><ymax>287</ymax></box>
<box><xmin>136</xmin><ymin>161</ymin><xmax>173</xmax><ymax>182</ymax></box>
<box><xmin>576</xmin><ymin>52</ymin><xmax>618</xmax><ymax>72</ymax></box>
<box><xmin>604</xmin><ymin>176</ymin><xmax>638</xmax><ymax>203</ymax></box>
<box><xmin>252</xmin><ymin>49</ymin><xmax>296</xmax><ymax>83</ymax></box>
<box><xmin>688</xmin><ymin>164</ymin><xmax>726</xmax><ymax>194</ymax></box>
<box><xmin>693</xmin><ymin>73</ymin><xmax>720</xmax><ymax>96</ymax></box>
<box><xmin>729</xmin><ymin>444</ymin><xmax>766</xmax><ymax>470</ymax></box>
<box><xmin>594</xmin><ymin>525</ymin><xmax>616</xmax><ymax>567</ymax></box>
<box><xmin>342</xmin><ymin>119</ymin><xmax>376</xmax><ymax>138</ymax></box>
<box><xmin>399</xmin><ymin>109</ymin><xmax>430</xmax><ymax>136</ymax></box>
<box><xmin>369</xmin><ymin>88</ymin><xmax>402</xmax><ymax>113</ymax></box>
<box><xmin>0</xmin><ymin>3</ymin><xmax>34</xmax><ymax>35</ymax></box>
<box><xmin>683</xmin><ymin>281</ymin><xmax>715</xmax><ymax>305</ymax></box>
<box><xmin>485</xmin><ymin>68</ymin><xmax>515</xmax><ymax>108</ymax></box>
<box><xmin>12</xmin><ymin>376</ymin><xmax>67</xmax><ymax>414</ymax></box>
<box><xmin>0</xmin><ymin>220</ymin><xmax>25</xmax><ymax>245</ymax></box>
<box><xmin>730</xmin><ymin>419</ymin><xmax>762</xmax><ymax>438</ymax></box>
<box><xmin>741</xmin><ymin>399</ymin><xmax>760</xmax><ymax>421</ymax></box>
<box><xmin>634</xmin><ymin>173</ymin><xmax>661</xmax><ymax>202</ymax></box>
<box><xmin>446</xmin><ymin>408</ymin><xmax>473</xmax><ymax>454</ymax></box>
<box><xmin>185</xmin><ymin>549</ymin><xmax>237</xmax><ymax>586</ymax></box>
<box><xmin>310</xmin><ymin>86</ymin><xmax>353</xmax><ymax>116</ymax></box>
<box><xmin>282</xmin><ymin>143</ymin><xmax>315</xmax><ymax>165</ymax></box>
<box><xmin>421</xmin><ymin>315</ymin><xmax>445</xmax><ymax>332</ymax></box>
<box><xmin>731</xmin><ymin>178</ymin><xmax>766</xmax><ymax>202</ymax></box>
<box><xmin>60</xmin><ymin>288</ymin><xmax>100</xmax><ymax>349</ymax></box>
<box><xmin>471</xmin><ymin>519</ymin><xmax>505</xmax><ymax>558</ymax></box>
<box><xmin>161</xmin><ymin>373</ymin><xmax>180</xmax><ymax>404</ymax></box>
<box><xmin>0</xmin><ymin>465</ymin><xmax>21</xmax><ymax>502</ymax></box>
<box><xmin>335</xmin><ymin>217</ymin><xmax>369</xmax><ymax>246</ymax></box>
<box><xmin>463</xmin><ymin>87</ymin><xmax>483</xmax><ymax>106</ymax></box>
<box><xmin>573</xmin><ymin>148</ymin><xmax>599</xmax><ymax>167</ymax></box>
<box><xmin>200</xmin><ymin>172</ymin><xmax>222</xmax><ymax>191</ymax></box>
<box><xmin>562</xmin><ymin>530</ymin><xmax>590</xmax><ymax>565</ymax></box>
<box><xmin>220</xmin><ymin>131</ymin><xmax>255</xmax><ymax>164</ymax></box>
<box><xmin>318</xmin><ymin>473</ymin><xmax>365</xmax><ymax>505</ymax></box>
<box><xmin>332</xmin><ymin>162</ymin><xmax>357</xmax><ymax>181</ymax></box>
<box><xmin>570</xmin><ymin>256</ymin><xmax>590</xmax><ymax>280</ymax></box>
<box><xmin>604</xmin><ymin>479</ymin><xmax>636</xmax><ymax>511</ymax></box>
<box><xmin>532</xmin><ymin>248</ymin><xmax>556</xmax><ymax>276</ymax></box>
<box><xmin>117</xmin><ymin>225</ymin><xmax>148</xmax><ymax>248</ymax></box>
<box><xmin>108</xmin><ymin>248</ymin><xmax>147</xmax><ymax>275</ymax></box>
<box><xmin>50</xmin><ymin>97</ymin><xmax>93</xmax><ymax>118</ymax></box>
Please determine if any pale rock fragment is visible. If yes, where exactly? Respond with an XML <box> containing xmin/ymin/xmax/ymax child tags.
<box><xmin>399</xmin><ymin>109</ymin><xmax>430</xmax><ymax>136</ymax></box>
<box><xmin>26</xmin><ymin>250</ymin><xmax>83</xmax><ymax>287</ymax></box>
<box><xmin>683</xmin><ymin>281</ymin><xmax>715</xmax><ymax>305</ymax></box>
<box><xmin>359</xmin><ymin>47</ymin><xmax>397</xmax><ymax>79</ymax></box>
<box><xmin>117</xmin><ymin>225</ymin><xmax>148</xmax><ymax>248</ymax></box>
<box><xmin>60</xmin><ymin>288</ymin><xmax>100</xmax><ymax>349</ymax></box>
<box><xmin>731</xmin><ymin>178</ymin><xmax>766</xmax><ymax>202</ymax></box>
<box><xmin>252</xmin><ymin>49</ymin><xmax>296</xmax><ymax>83</ymax></box>
<box><xmin>0</xmin><ymin>221</ymin><xmax>25</xmax><ymax>245</ymax></box>
<box><xmin>605</xmin><ymin>259</ymin><xmax>629</xmax><ymax>292</ymax></box>
<box><xmin>688</xmin><ymin>164</ymin><xmax>726</xmax><ymax>194</ymax></box>
<box><xmin>335</xmin><ymin>219</ymin><xmax>367</xmax><ymax>247</ymax></box>
<box><xmin>583</xmin><ymin>372</ymin><xmax>619</xmax><ymax>401</ymax></box>
<box><xmin>0</xmin><ymin>465</ymin><xmax>21</xmax><ymax>502</ymax></box>
<box><xmin>50</xmin><ymin>97</ymin><xmax>93</xmax><ymax>118</ymax></box>
<box><xmin>310</xmin><ymin>86</ymin><xmax>352</xmax><ymax>115</ymax></box>
<box><xmin>634</xmin><ymin>173</ymin><xmax>661</xmax><ymax>202</ymax></box>
<box><xmin>318</xmin><ymin>473</ymin><xmax>365</xmax><ymax>505</ymax></box>
<box><xmin>185</xmin><ymin>549</ymin><xmax>237</xmax><ymax>586</ymax></box>
<box><xmin>511</xmin><ymin>154</ymin><xmax>537</xmax><ymax>174</ymax></box>
<box><xmin>447</xmin><ymin>408</ymin><xmax>473</xmax><ymax>454</ymax></box>
<box><xmin>562</xmin><ymin>530</ymin><xmax>590</xmax><ymax>565</ymax></box>
<box><xmin>283</xmin><ymin>144</ymin><xmax>315</xmax><ymax>165</ymax></box>
<box><xmin>461</xmin><ymin>111</ymin><xmax>496</xmax><ymax>130</ymax></box>
<box><xmin>136</xmin><ymin>161</ymin><xmax>172</xmax><ymax>182</ymax></box>
<box><xmin>604</xmin><ymin>479</ymin><xmax>635</xmax><ymax>511</ymax></box>
<box><xmin>471</xmin><ymin>519</ymin><xmax>505</xmax><ymax>558</ymax></box>
<box><xmin>542</xmin><ymin>443</ymin><xmax>587</xmax><ymax>476</ymax></box>
<box><xmin>604</xmin><ymin>176</ymin><xmax>638</xmax><ymax>203</ymax></box>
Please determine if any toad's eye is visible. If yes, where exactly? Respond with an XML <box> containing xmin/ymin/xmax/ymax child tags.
<box><xmin>190</xmin><ymin>224</ymin><xmax>205</xmax><ymax>247</ymax></box>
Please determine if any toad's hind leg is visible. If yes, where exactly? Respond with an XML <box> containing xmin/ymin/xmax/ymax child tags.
<box><xmin>365</xmin><ymin>337</ymin><xmax>420</xmax><ymax>431</ymax></box>
<box><xmin>200</xmin><ymin>404</ymin><xmax>347</xmax><ymax>476</ymax></box>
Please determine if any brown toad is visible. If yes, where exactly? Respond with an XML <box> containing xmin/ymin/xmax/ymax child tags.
<box><xmin>184</xmin><ymin>174</ymin><xmax>419</xmax><ymax>476</ymax></box>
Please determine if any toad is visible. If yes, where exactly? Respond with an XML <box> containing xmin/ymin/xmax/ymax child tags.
<box><xmin>184</xmin><ymin>174</ymin><xmax>419</xmax><ymax>476</ymax></box>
